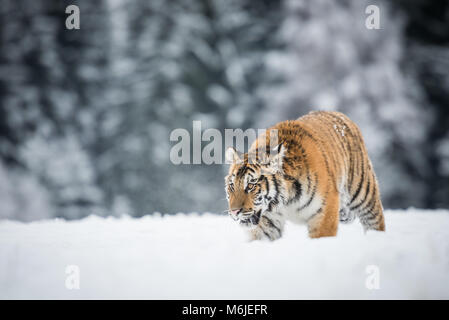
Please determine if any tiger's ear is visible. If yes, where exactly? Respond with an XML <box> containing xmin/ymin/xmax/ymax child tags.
<box><xmin>225</xmin><ymin>147</ymin><xmax>243</xmax><ymax>164</ymax></box>
<box><xmin>261</xmin><ymin>143</ymin><xmax>286</xmax><ymax>174</ymax></box>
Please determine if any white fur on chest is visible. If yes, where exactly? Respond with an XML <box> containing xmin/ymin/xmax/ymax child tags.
<box><xmin>282</xmin><ymin>193</ymin><xmax>323</xmax><ymax>225</ymax></box>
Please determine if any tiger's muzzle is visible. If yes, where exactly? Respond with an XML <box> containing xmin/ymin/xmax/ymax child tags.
<box><xmin>229</xmin><ymin>209</ymin><xmax>262</xmax><ymax>227</ymax></box>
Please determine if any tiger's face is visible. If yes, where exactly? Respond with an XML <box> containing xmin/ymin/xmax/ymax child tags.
<box><xmin>225</xmin><ymin>164</ymin><xmax>266</xmax><ymax>226</ymax></box>
<box><xmin>224</xmin><ymin>146</ymin><xmax>286</xmax><ymax>226</ymax></box>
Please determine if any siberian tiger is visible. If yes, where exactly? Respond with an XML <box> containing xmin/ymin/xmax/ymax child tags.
<box><xmin>225</xmin><ymin>111</ymin><xmax>385</xmax><ymax>240</ymax></box>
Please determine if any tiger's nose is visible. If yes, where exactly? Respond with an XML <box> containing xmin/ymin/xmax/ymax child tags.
<box><xmin>230</xmin><ymin>208</ymin><xmax>242</xmax><ymax>216</ymax></box>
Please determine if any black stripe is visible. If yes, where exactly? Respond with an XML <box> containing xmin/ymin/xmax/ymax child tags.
<box><xmin>359</xmin><ymin>205</ymin><xmax>379</xmax><ymax>221</ymax></box>
<box><xmin>370</xmin><ymin>212</ymin><xmax>382</xmax><ymax>224</ymax></box>
<box><xmin>359</xmin><ymin>185</ymin><xmax>378</xmax><ymax>215</ymax></box>
<box><xmin>322</xmin><ymin>152</ymin><xmax>333</xmax><ymax>185</ymax></box>
<box><xmin>262</xmin><ymin>230</ymin><xmax>272</xmax><ymax>239</ymax></box>
<box><xmin>236</xmin><ymin>165</ymin><xmax>247</xmax><ymax>177</ymax></box>
<box><xmin>347</xmin><ymin>142</ymin><xmax>354</xmax><ymax>194</ymax></box>
<box><xmin>306</xmin><ymin>207</ymin><xmax>322</xmax><ymax>222</ymax></box>
<box><xmin>262</xmin><ymin>176</ymin><xmax>269</xmax><ymax>194</ymax></box>
<box><xmin>366</xmin><ymin>194</ymin><xmax>378</xmax><ymax>213</ymax></box>
<box><xmin>349</xmin><ymin>144</ymin><xmax>362</xmax><ymax>196</ymax></box>
<box><xmin>350</xmin><ymin>150</ymin><xmax>365</xmax><ymax>204</ymax></box>
<box><xmin>297</xmin><ymin>126</ymin><xmax>320</xmax><ymax>144</ymax></box>
<box><xmin>291</xmin><ymin>180</ymin><xmax>302</xmax><ymax>202</ymax></box>
<box><xmin>283</xmin><ymin>156</ymin><xmax>293</xmax><ymax>167</ymax></box>
<box><xmin>263</xmin><ymin>216</ymin><xmax>281</xmax><ymax>235</ymax></box>
<box><xmin>284</xmin><ymin>175</ymin><xmax>302</xmax><ymax>204</ymax></box>
<box><xmin>272</xmin><ymin>176</ymin><xmax>280</xmax><ymax>204</ymax></box>
<box><xmin>298</xmin><ymin>174</ymin><xmax>318</xmax><ymax>211</ymax></box>
<box><xmin>359</xmin><ymin>208</ymin><xmax>374</xmax><ymax>219</ymax></box>
<box><xmin>350</xmin><ymin>175</ymin><xmax>372</xmax><ymax>210</ymax></box>
<box><xmin>365</xmin><ymin>213</ymin><xmax>380</xmax><ymax>223</ymax></box>
<box><xmin>363</xmin><ymin>219</ymin><xmax>380</xmax><ymax>228</ymax></box>
<box><xmin>298</xmin><ymin>145</ymin><xmax>311</xmax><ymax>193</ymax></box>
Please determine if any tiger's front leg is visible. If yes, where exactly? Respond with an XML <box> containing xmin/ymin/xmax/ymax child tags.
<box><xmin>249</xmin><ymin>211</ymin><xmax>285</xmax><ymax>241</ymax></box>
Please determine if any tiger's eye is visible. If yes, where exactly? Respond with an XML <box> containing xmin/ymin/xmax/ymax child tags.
<box><xmin>247</xmin><ymin>183</ymin><xmax>255</xmax><ymax>190</ymax></box>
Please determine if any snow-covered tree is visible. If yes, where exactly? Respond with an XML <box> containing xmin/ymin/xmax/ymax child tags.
<box><xmin>258</xmin><ymin>0</ymin><xmax>432</xmax><ymax>208</ymax></box>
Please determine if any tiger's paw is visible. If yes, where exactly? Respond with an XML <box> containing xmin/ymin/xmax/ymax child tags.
<box><xmin>247</xmin><ymin>225</ymin><xmax>282</xmax><ymax>241</ymax></box>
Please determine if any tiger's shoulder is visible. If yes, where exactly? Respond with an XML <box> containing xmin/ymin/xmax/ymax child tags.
<box><xmin>255</xmin><ymin>110</ymin><xmax>364</xmax><ymax>152</ymax></box>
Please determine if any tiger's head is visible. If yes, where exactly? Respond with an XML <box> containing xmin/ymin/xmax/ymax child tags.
<box><xmin>224</xmin><ymin>145</ymin><xmax>286</xmax><ymax>227</ymax></box>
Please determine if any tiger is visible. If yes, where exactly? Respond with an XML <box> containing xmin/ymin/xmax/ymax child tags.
<box><xmin>224</xmin><ymin>110</ymin><xmax>385</xmax><ymax>241</ymax></box>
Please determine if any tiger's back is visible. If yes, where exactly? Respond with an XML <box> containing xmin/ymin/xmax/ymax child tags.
<box><xmin>225</xmin><ymin>110</ymin><xmax>385</xmax><ymax>240</ymax></box>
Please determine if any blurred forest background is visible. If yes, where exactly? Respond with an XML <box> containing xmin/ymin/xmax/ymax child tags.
<box><xmin>0</xmin><ymin>0</ymin><xmax>448</xmax><ymax>221</ymax></box>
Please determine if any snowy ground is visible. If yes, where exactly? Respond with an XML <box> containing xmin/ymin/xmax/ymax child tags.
<box><xmin>0</xmin><ymin>209</ymin><xmax>448</xmax><ymax>299</ymax></box>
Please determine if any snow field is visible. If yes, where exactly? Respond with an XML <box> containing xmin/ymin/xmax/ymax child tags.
<box><xmin>0</xmin><ymin>209</ymin><xmax>448</xmax><ymax>299</ymax></box>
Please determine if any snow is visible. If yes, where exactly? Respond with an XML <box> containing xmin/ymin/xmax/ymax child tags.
<box><xmin>1</xmin><ymin>208</ymin><xmax>448</xmax><ymax>299</ymax></box>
